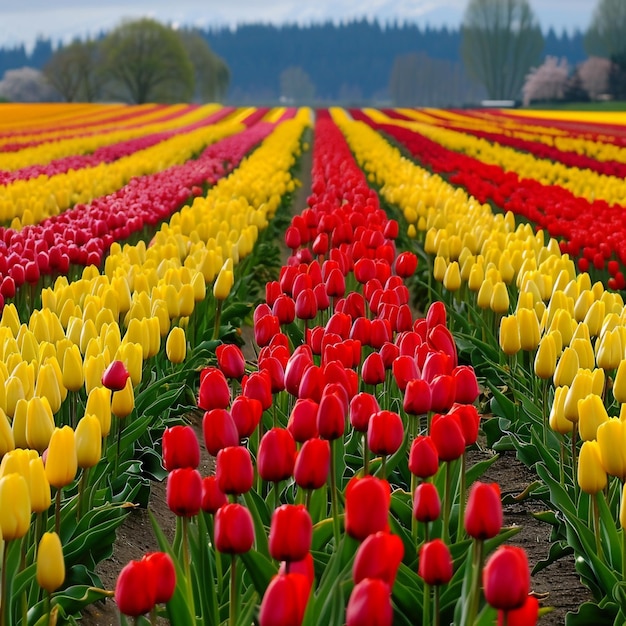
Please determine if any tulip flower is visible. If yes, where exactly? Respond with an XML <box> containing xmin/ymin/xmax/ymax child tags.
<box><xmin>614</xmin><ymin>360</ymin><xmax>626</xmax><ymax>404</ymax></box>
<box><xmin>431</xmin><ymin>412</ymin><xmax>465</xmax><ymax>462</ymax></box>
<box><xmin>553</xmin><ymin>347</ymin><xmax>580</xmax><ymax>388</ymax></box>
<box><xmin>418</xmin><ymin>538</ymin><xmax>453</xmax><ymax>586</ymax></box>
<box><xmin>534</xmin><ymin>334</ymin><xmax>557</xmax><ymax>380</ymax></box>
<box><xmin>408</xmin><ymin>436</ymin><xmax>439</xmax><ymax>479</ymax></box>
<box><xmin>242</xmin><ymin>371</ymin><xmax>273</xmax><ymax>411</ymax></box>
<box><xmin>452</xmin><ymin>365</ymin><xmax>480</xmax><ymax>404</ymax></box>
<box><xmin>367</xmin><ymin>410</ymin><xmax>404</xmax><ymax>469</ymax></box>
<box><xmin>214</xmin><ymin>503</ymin><xmax>255</xmax><ymax>554</ymax></box>
<box><xmin>578</xmin><ymin>394</ymin><xmax>609</xmax><ymax>442</ymax></box>
<box><xmin>111</xmin><ymin>377</ymin><xmax>135</xmax><ymax>419</ymax></box>
<box><xmin>162</xmin><ymin>425</ymin><xmax>200</xmax><ymax>471</ymax></box>
<box><xmin>597</xmin><ymin>418</ymin><xmax>626</xmax><ymax>482</ymax></box>
<box><xmin>36</xmin><ymin>532</ymin><xmax>65</xmax><ymax>593</ymax></box>
<box><xmin>499</xmin><ymin>315</ymin><xmax>521</xmax><ymax>356</ymax></box>
<box><xmin>287</xmin><ymin>398</ymin><xmax>319</xmax><ymax>442</ymax></box>
<box><xmin>352</xmin><ymin>531</ymin><xmax>404</xmax><ymax>587</ymax></box>
<box><xmin>75</xmin><ymin>415</ymin><xmax>102</xmax><ymax>469</ymax></box>
<box><xmin>143</xmin><ymin>552</ymin><xmax>176</xmax><ymax>605</ymax></box>
<box><xmin>578</xmin><ymin>441</ymin><xmax>607</xmax><ymax>495</ymax></box>
<box><xmin>345</xmin><ymin>475</ymin><xmax>390</xmax><ymax>541</ymax></box>
<box><xmin>549</xmin><ymin>385</ymin><xmax>573</xmax><ymax>435</ymax></box>
<box><xmin>483</xmin><ymin>546</ymin><xmax>530</xmax><ymax>612</ymax></box>
<box><xmin>257</xmin><ymin>428</ymin><xmax>296</xmax><ymax>483</ymax></box>
<box><xmin>563</xmin><ymin>370</ymin><xmax>594</xmax><ymax>424</ymax></box>
<box><xmin>497</xmin><ymin>595</ymin><xmax>539</xmax><ymax>626</ymax></box>
<box><xmin>345</xmin><ymin>578</ymin><xmax>393</xmax><ymax>626</ymax></box>
<box><xmin>231</xmin><ymin>395</ymin><xmax>263</xmax><ymax>440</ymax></box>
<box><xmin>211</xmin><ymin>448</ymin><xmax>254</xmax><ymax>500</ymax></box>
<box><xmin>101</xmin><ymin>359</ymin><xmax>130</xmax><ymax>392</ymax></box>
<box><xmin>166</xmin><ymin>327</ymin><xmax>186</xmax><ymax>364</ymax></box>
<box><xmin>198</xmin><ymin>367</ymin><xmax>231</xmax><ymax>411</ymax></box>
<box><xmin>269</xmin><ymin>504</ymin><xmax>313</xmax><ymax>562</ymax></box>
<box><xmin>115</xmin><ymin>558</ymin><xmax>156</xmax><ymax>616</ymax></box>
<box><xmin>403</xmin><ymin>378</ymin><xmax>432</xmax><ymax>417</ymax></box>
<box><xmin>166</xmin><ymin>467</ymin><xmax>202</xmax><ymax>517</ymax></box>
<box><xmin>413</xmin><ymin>482</ymin><xmax>441</xmax><ymax>525</ymax></box>
<box><xmin>201</xmin><ymin>476</ymin><xmax>228</xmax><ymax>514</ymax></box>
<box><xmin>28</xmin><ymin>456</ymin><xmax>52</xmax><ymax>514</ymax></box>
<box><xmin>294</xmin><ymin>437</ymin><xmax>330</xmax><ymax>491</ymax></box>
<box><xmin>25</xmin><ymin>396</ymin><xmax>55</xmax><ymax>453</ymax></box>
<box><xmin>203</xmin><ymin>408</ymin><xmax>239</xmax><ymax>457</ymax></box>
<box><xmin>464</xmin><ymin>482</ymin><xmax>503</xmax><ymax>540</ymax></box>
<box><xmin>45</xmin><ymin>425</ymin><xmax>78</xmax><ymax>489</ymax></box>
<box><xmin>85</xmin><ymin>386</ymin><xmax>112</xmax><ymax>437</ymax></box>
<box><xmin>62</xmin><ymin>344</ymin><xmax>85</xmax><ymax>392</ymax></box>
<box><xmin>216</xmin><ymin>343</ymin><xmax>246</xmax><ymax>380</ymax></box>
<box><xmin>361</xmin><ymin>352</ymin><xmax>386</xmax><ymax>386</ymax></box>
<box><xmin>317</xmin><ymin>389</ymin><xmax>346</xmax><ymax>441</ymax></box>
<box><xmin>349</xmin><ymin>392</ymin><xmax>379</xmax><ymax>433</ymax></box>
<box><xmin>259</xmin><ymin>573</ymin><xmax>310</xmax><ymax>626</ymax></box>
<box><xmin>0</xmin><ymin>472</ymin><xmax>31</xmax><ymax>540</ymax></box>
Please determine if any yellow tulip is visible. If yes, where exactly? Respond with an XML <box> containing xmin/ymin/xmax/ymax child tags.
<box><xmin>111</xmin><ymin>377</ymin><xmax>135</xmax><ymax>419</ymax></box>
<box><xmin>34</xmin><ymin>361</ymin><xmax>63</xmax><ymax>415</ymax></box>
<box><xmin>578</xmin><ymin>441</ymin><xmax>607</xmax><ymax>495</ymax></box>
<box><xmin>0</xmin><ymin>408</ymin><xmax>15</xmax><ymax>457</ymax></box>
<box><xmin>534</xmin><ymin>333</ymin><xmax>557</xmax><ymax>379</ymax></box>
<box><xmin>28</xmin><ymin>456</ymin><xmax>51</xmax><ymax>514</ymax></box>
<box><xmin>597</xmin><ymin>418</ymin><xmax>626</xmax><ymax>481</ymax></box>
<box><xmin>45</xmin><ymin>426</ymin><xmax>78</xmax><ymax>489</ymax></box>
<box><xmin>62</xmin><ymin>344</ymin><xmax>84</xmax><ymax>392</ymax></box>
<box><xmin>11</xmin><ymin>398</ymin><xmax>29</xmax><ymax>449</ymax></box>
<box><xmin>117</xmin><ymin>342</ymin><xmax>143</xmax><ymax>388</ymax></box>
<box><xmin>433</xmin><ymin>256</ymin><xmax>447</xmax><ymax>283</ymax></box>
<box><xmin>25</xmin><ymin>396</ymin><xmax>55</xmax><ymax>453</ymax></box>
<box><xmin>5</xmin><ymin>375</ymin><xmax>26</xmax><ymax>418</ymax></box>
<box><xmin>0</xmin><ymin>473</ymin><xmax>31</xmax><ymax>540</ymax></box>
<box><xmin>166</xmin><ymin>327</ymin><xmax>186</xmax><ymax>364</ymax></box>
<box><xmin>549</xmin><ymin>385</ymin><xmax>572</xmax><ymax>435</ymax></box>
<box><xmin>85</xmin><ymin>387</ymin><xmax>112</xmax><ymax>438</ymax></box>
<box><xmin>468</xmin><ymin>263</ymin><xmax>484</xmax><ymax>292</ymax></box>
<box><xmin>516</xmin><ymin>307</ymin><xmax>540</xmax><ymax>351</ymax></box>
<box><xmin>499</xmin><ymin>315</ymin><xmax>521</xmax><ymax>356</ymax></box>
<box><xmin>36</xmin><ymin>532</ymin><xmax>65</xmax><ymax>593</ymax></box>
<box><xmin>583</xmin><ymin>300</ymin><xmax>605</xmax><ymax>338</ymax></box>
<box><xmin>83</xmin><ymin>354</ymin><xmax>106</xmax><ymax>395</ymax></box>
<box><xmin>553</xmin><ymin>347</ymin><xmax>579</xmax><ymax>388</ymax></box>
<box><xmin>564</xmin><ymin>370</ymin><xmax>595</xmax><ymax>423</ymax></box>
<box><xmin>578</xmin><ymin>394</ymin><xmax>609</xmax><ymax>442</ymax></box>
<box><xmin>443</xmin><ymin>261</ymin><xmax>461</xmax><ymax>292</ymax></box>
<box><xmin>178</xmin><ymin>284</ymin><xmax>195</xmax><ymax>317</ymax></box>
<box><xmin>613</xmin><ymin>360</ymin><xmax>626</xmax><ymax>404</ymax></box>
<box><xmin>75</xmin><ymin>415</ymin><xmax>102</xmax><ymax>469</ymax></box>
<box><xmin>571</xmin><ymin>337</ymin><xmax>595</xmax><ymax>371</ymax></box>
<box><xmin>490</xmin><ymin>282</ymin><xmax>510</xmax><ymax>314</ymax></box>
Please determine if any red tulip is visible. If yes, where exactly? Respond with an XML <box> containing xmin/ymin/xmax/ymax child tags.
<box><xmin>370</xmin><ymin>318</ymin><xmax>391</xmax><ymax>349</ymax></box>
<box><xmin>284</xmin><ymin>348</ymin><xmax>313</xmax><ymax>397</ymax></box>
<box><xmin>287</xmin><ymin>398</ymin><xmax>319</xmax><ymax>442</ymax></box>
<box><xmin>278</xmin><ymin>552</ymin><xmax>315</xmax><ymax>589</ymax></box>
<box><xmin>418</xmin><ymin>539</ymin><xmax>453</xmax><ymax>586</ymax></box>
<box><xmin>428</xmin><ymin>325</ymin><xmax>458</xmax><ymax>368</ymax></box>
<box><xmin>464</xmin><ymin>482</ymin><xmax>503</xmax><ymax>540</ymax></box>
<box><xmin>425</xmin><ymin>301</ymin><xmax>447</xmax><ymax>328</ymax></box>
<box><xmin>449</xmin><ymin>403</ymin><xmax>480</xmax><ymax>446</ymax></box>
<box><xmin>429</xmin><ymin>374</ymin><xmax>456</xmax><ymax>413</ymax></box>
<box><xmin>294</xmin><ymin>437</ymin><xmax>330</xmax><ymax>490</ymax></box>
<box><xmin>317</xmin><ymin>388</ymin><xmax>346</xmax><ymax>440</ymax></box>
<box><xmin>413</xmin><ymin>482</ymin><xmax>441</xmax><ymax>522</ymax></box>
<box><xmin>265</xmin><ymin>280</ymin><xmax>282</xmax><ymax>307</ymax></box>
<box><xmin>255</xmin><ymin>314</ymin><xmax>281</xmax><ymax>347</ymax></box>
<box><xmin>379</xmin><ymin>342</ymin><xmax>399</xmax><ymax>369</ymax></box>
<box><xmin>166</xmin><ymin>468</ymin><xmax>202</xmax><ymax>517</ymax></box>
<box><xmin>102</xmin><ymin>360</ymin><xmax>130</xmax><ymax>392</ymax></box>
<box><xmin>216</xmin><ymin>446</ymin><xmax>254</xmax><ymax>495</ymax></box>
<box><xmin>354</xmin><ymin>258</ymin><xmax>376</xmax><ymax>284</ymax></box>
<box><xmin>273</xmin><ymin>294</ymin><xmax>296</xmax><ymax>325</ymax></box>
<box><xmin>361</xmin><ymin>352</ymin><xmax>386</xmax><ymax>386</ymax></box>
<box><xmin>200</xmin><ymin>476</ymin><xmax>227</xmax><ymax>514</ymax></box>
<box><xmin>298</xmin><ymin>365</ymin><xmax>324</xmax><ymax>403</ymax></box>
<box><xmin>230</xmin><ymin>395</ymin><xmax>263</xmax><ymax>439</ymax></box>
<box><xmin>260</xmin><ymin>356</ymin><xmax>285</xmax><ymax>393</ymax></box>
<box><xmin>115</xmin><ymin>559</ymin><xmax>155</xmax><ymax>616</ymax></box>
<box><xmin>430</xmin><ymin>412</ymin><xmax>465</xmax><ymax>462</ymax></box>
<box><xmin>483</xmin><ymin>546</ymin><xmax>530</xmax><ymax>611</ymax></box>
<box><xmin>395</xmin><ymin>251</ymin><xmax>418</xmax><ymax>277</ymax></box>
<box><xmin>269</xmin><ymin>504</ymin><xmax>313</xmax><ymax>562</ymax></box>
<box><xmin>403</xmin><ymin>378</ymin><xmax>432</xmax><ymax>415</ymax></box>
<box><xmin>452</xmin><ymin>365</ymin><xmax>480</xmax><ymax>404</ymax></box>
<box><xmin>143</xmin><ymin>552</ymin><xmax>176</xmax><ymax>604</ymax></box>
<box><xmin>313</xmin><ymin>283</ymin><xmax>330</xmax><ymax>311</ymax></box>
<box><xmin>162</xmin><ymin>425</ymin><xmax>200</xmax><ymax>471</ymax></box>
<box><xmin>367</xmin><ymin>410</ymin><xmax>404</xmax><ymax>456</ymax></box>
<box><xmin>285</xmin><ymin>225</ymin><xmax>301</xmax><ymax>251</ymax></box>
<box><xmin>325</xmin><ymin>267</ymin><xmax>346</xmax><ymax>298</ymax></box>
<box><xmin>408</xmin><ymin>435</ymin><xmax>439</xmax><ymax>479</ymax></box>
<box><xmin>345</xmin><ymin>475</ymin><xmax>390</xmax><ymax>541</ymax></box>
<box><xmin>258</xmin><ymin>428</ymin><xmax>296</xmax><ymax>483</ymax></box>
<box><xmin>259</xmin><ymin>573</ymin><xmax>310</xmax><ymax>626</ymax></box>
<box><xmin>214</xmin><ymin>503</ymin><xmax>255</xmax><ymax>554</ymax></box>
<box><xmin>202</xmin><ymin>408</ymin><xmax>239</xmax><ymax>456</ymax></box>
<box><xmin>497</xmin><ymin>595</ymin><xmax>539</xmax><ymax>626</ymax></box>
<box><xmin>350</xmin><ymin>317</ymin><xmax>371</xmax><ymax>346</ymax></box>
<box><xmin>295</xmin><ymin>288</ymin><xmax>318</xmax><ymax>320</ymax></box>
<box><xmin>349</xmin><ymin>392</ymin><xmax>380</xmax><ymax>433</ymax></box>
<box><xmin>346</xmin><ymin>578</ymin><xmax>393</xmax><ymax>626</ymax></box>
<box><xmin>198</xmin><ymin>367</ymin><xmax>230</xmax><ymax>410</ymax></box>
<box><xmin>392</xmin><ymin>355</ymin><xmax>418</xmax><ymax>392</ymax></box>
<box><xmin>325</xmin><ymin>312</ymin><xmax>352</xmax><ymax>338</ymax></box>
<box><xmin>352</xmin><ymin>531</ymin><xmax>404</xmax><ymax>587</ymax></box>
<box><xmin>216</xmin><ymin>343</ymin><xmax>246</xmax><ymax>380</ymax></box>
<box><xmin>242</xmin><ymin>371</ymin><xmax>273</xmax><ymax>411</ymax></box>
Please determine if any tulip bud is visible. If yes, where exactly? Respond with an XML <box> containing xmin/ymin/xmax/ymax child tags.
<box><xmin>464</xmin><ymin>482</ymin><xmax>502</xmax><ymax>540</ymax></box>
<box><xmin>499</xmin><ymin>315</ymin><xmax>520</xmax><ymax>356</ymax></box>
<box><xmin>85</xmin><ymin>386</ymin><xmax>112</xmax><ymax>437</ymax></box>
<box><xmin>166</xmin><ymin>468</ymin><xmax>202</xmax><ymax>517</ymax></box>
<box><xmin>101</xmin><ymin>360</ymin><xmax>130</xmax><ymax>391</ymax></box>
<box><xmin>483</xmin><ymin>546</ymin><xmax>530</xmax><ymax>611</ymax></box>
<box><xmin>216</xmin><ymin>446</ymin><xmax>254</xmax><ymax>495</ymax></box>
<box><xmin>0</xmin><ymin>407</ymin><xmax>15</xmax><ymax>457</ymax></box>
<box><xmin>198</xmin><ymin>367</ymin><xmax>230</xmax><ymax>411</ymax></box>
<box><xmin>216</xmin><ymin>343</ymin><xmax>246</xmax><ymax>380</ymax></box>
<box><xmin>269</xmin><ymin>504</ymin><xmax>312</xmax><ymax>562</ymax></box>
<box><xmin>111</xmin><ymin>377</ymin><xmax>135</xmax><ymax>419</ymax></box>
<box><xmin>28</xmin><ymin>456</ymin><xmax>51</xmax><ymax>514</ymax></box>
<box><xmin>418</xmin><ymin>538</ymin><xmax>453</xmax><ymax>586</ymax></box>
<box><xmin>563</xmin><ymin>370</ymin><xmax>594</xmax><ymax>423</ymax></box>
<box><xmin>213</xmin><ymin>265</ymin><xmax>234</xmax><ymax>301</ymax></box>
<box><xmin>294</xmin><ymin>437</ymin><xmax>330</xmax><ymax>490</ymax></box>
<box><xmin>0</xmin><ymin>472</ymin><xmax>31</xmax><ymax>540</ymax></box>
<box><xmin>345</xmin><ymin>475</ymin><xmax>390</xmax><ymax>541</ymax></box>
<box><xmin>162</xmin><ymin>425</ymin><xmax>200</xmax><ymax>471</ymax></box>
<box><xmin>36</xmin><ymin>532</ymin><xmax>65</xmax><ymax>593</ymax></box>
<box><xmin>165</xmin><ymin>327</ymin><xmax>186</xmax><ymax>364</ymax></box>
<box><xmin>614</xmin><ymin>360</ymin><xmax>626</xmax><ymax>404</ymax></box>
<box><xmin>490</xmin><ymin>282</ymin><xmax>510</xmax><ymax>314</ymax></box>
<box><xmin>408</xmin><ymin>435</ymin><xmax>439</xmax><ymax>479</ymax></box>
<box><xmin>259</xmin><ymin>573</ymin><xmax>310</xmax><ymax>626</ymax></box>
<box><xmin>578</xmin><ymin>441</ymin><xmax>607</xmax><ymax>495</ymax></box>
<box><xmin>143</xmin><ymin>552</ymin><xmax>176</xmax><ymax>604</ymax></box>
<box><xmin>201</xmin><ymin>476</ymin><xmax>227</xmax><ymax>514</ymax></box>
<box><xmin>62</xmin><ymin>344</ymin><xmax>84</xmax><ymax>392</ymax></box>
<box><xmin>549</xmin><ymin>385</ymin><xmax>572</xmax><ymax>435</ymax></box>
<box><xmin>353</xmin><ymin>531</ymin><xmax>404</xmax><ymax>587</ymax></box>
<box><xmin>346</xmin><ymin>578</ymin><xmax>393</xmax><ymax>626</ymax></box>
<box><xmin>75</xmin><ymin>415</ymin><xmax>102</xmax><ymax>469</ymax></box>
<box><xmin>115</xmin><ymin>559</ymin><xmax>155</xmax><ymax>616</ymax></box>
<box><xmin>258</xmin><ymin>428</ymin><xmax>296</xmax><ymax>483</ymax></box>
<box><xmin>413</xmin><ymin>482</ymin><xmax>441</xmax><ymax>523</ymax></box>
<box><xmin>534</xmin><ymin>334</ymin><xmax>557</xmax><ymax>379</ymax></box>
<box><xmin>597</xmin><ymin>418</ymin><xmax>626</xmax><ymax>481</ymax></box>
<box><xmin>368</xmin><ymin>410</ymin><xmax>404</xmax><ymax>457</ymax></box>
<box><xmin>578</xmin><ymin>394</ymin><xmax>609</xmax><ymax>442</ymax></box>
<box><xmin>214</xmin><ymin>503</ymin><xmax>255</xmax><ymax>554</ymax></box>
<box><xmin>45</xmin><ymin>426</ymin><xmax>78</xmax><ymax>489</ymax></box>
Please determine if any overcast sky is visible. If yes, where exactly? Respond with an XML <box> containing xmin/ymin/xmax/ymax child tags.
<box><xmin>0</xmin><ymin>0</ymin><xmax>598</xmax><ymax>51</ymax></box>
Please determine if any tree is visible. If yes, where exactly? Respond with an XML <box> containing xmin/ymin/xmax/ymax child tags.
<box><xmin>521</xmin><ymin>56</ymin><xmax>569</xmax><ymax>106</ymax></box>
<box><xmin>177</xmin><ymin>30</ymin><xmax>230</xmax><ymax>102</ymax></box>
<box><xmin>279</xmin><ymin>67</ymin><xmax>315</xmax><ymax>104</ymax></box>
<box><xmin>585</xmin><ymin>0</ymin><xmax>626</xmax><ymax>59</ymax></box>
<box><xmin>0</xmin><ymin>67</ymin><xmax>57</xmax><ymax>102</ymax></box>
<box><xmin>43</xmin><ymin>39</ymin><xmax>102</xmax><ymax>102</ymax></box>
<box><xmin>578</xmin><ymin>56</ymin><xmax>611</xmax><ymax>100</ymax></box>
<box><xmin>100</xmin><ymin>18</ymin><xmax>194</xmax><ymax>104</ymax></box>
<box><xmin>461</xmin><ymin>0</ymin><xmax>544</xmax><ymax>100</ymax></box>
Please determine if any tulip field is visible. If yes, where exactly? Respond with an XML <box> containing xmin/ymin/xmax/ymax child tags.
<box><xmin>1</xmin><ymin>102</ymin><xmax>626</xmax><ymax>626</ymax></box>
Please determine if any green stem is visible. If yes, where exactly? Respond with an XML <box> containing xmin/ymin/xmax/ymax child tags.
<box><xmin>182</xmin><ymin>517</ymin><xmax>194</xmax><ymax>610</ymax></box>
<box><xmin>423</xmin><ymin>582</ymin><xmax>431</xmax><ymax>626</ymax></box>
<box><xmin>381</xmin><ymin>455</ymin><xmax>387</xmax><ymax>480</ymax></box>
<box><xmin>411</xmin><ymin>473</ymin><xmax>418</xmax><ymax>543</ymax></box>
<box><xmin>1</xmin><ymin>541</ymin><xmax>8</xmax><ymax>626</ymax></box>
<box><xmin>45</xmin><ymin>591</ymin><xmax>51</xmax><ymax>626</ymax></box>
<box><xmin>559</xmin><ymin>437</ymin><xmax>566</xmax><ymax>488</ymax></box>
<box><xmin>572</xmin><ymin>422</ymin><xmax>578</xmax><ymax>502</ymax></box>
<box><xmin>213</xmin><ymin>299</ymin><xmax>223</xmax><ymax>341</ymax></box>
<box><xmin>329</xmin><ymin>438</ymin><xmax>341</xmax><ymax>546</ymax></box>
<box><xmin>592</xmin><ymin>492</ymin><xmax>604</xmax><ymax>563</ymax></box>
<box><xmin>541</xmin><ymin>378</ymin><xmax>549</xmax><ymax>446</ymax></box>
<box><xmin>305</xmin><ymin>489</ymin><xmax>312</xmax><ymax>512</ymax></box>
<box><xmin>443</xmin><ymin>461</ymin><xmax>452</xmax><ymax>545</ymax></box>
<box><xmin>434</xmin><ymin>585</ymin><xmax>440</xmax><ymax>626</ymax></box>
<box><xmin>363</xmin><ymin>433</ymin><xmax>369</xmax><ymax>475</ymax></box>
<box><xmin>274</xmin><ymin>481</ymin><xmax>280</xmax><ymax>512</ymax></box>
<box><xmin>55</xmin><ymin>488</ymin><xmax>62</xmax><ymax>536</ymax></box>
<box><xmin>466</xmin><ymin>538</ymin><xmax>484</xmax><ymax>626</ymax></box>
<box><xmin>457</xmin><ymin>451</ymin><xmax>466</xmax><ymax>542</ymax></box>
<box><xmin>230</xmin><ymin>555</ymin><xmax>237</xmax><ymax>626</ymax></box>
<box><xmin>76</xmin><ymin>468</ymin><xmax>89</xmax><ymax>522</ymax></box>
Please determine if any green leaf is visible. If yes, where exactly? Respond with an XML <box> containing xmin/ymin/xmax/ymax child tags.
<box><xmin>239</xmin><ymin>550</ymin><xmax>278</xmax><ymax>596</ymax></box>
<box><xmin>565</xmin><ymin>600</ymin><xmax>617</xmax><ymax>625</ymax></box>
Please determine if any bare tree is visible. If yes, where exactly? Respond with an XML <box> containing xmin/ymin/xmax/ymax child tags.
<box><xmin>461</xmin><ymin>0</ymin><xmax>544</xmax><ymax>100</ymax></box>
<box><xmin>100</xmin><ymin>18</ymin><xmax>194</xmax><ymax>104</ymax></box>
<box><xmin>522</xmin><ymin>56</ymin><xmax>569</xmax><ymax>106</ymax></box>
<box><xmin>43</xmin><ymin>39</ymin><xmax>102</xmax><ymax>102</ymax></box>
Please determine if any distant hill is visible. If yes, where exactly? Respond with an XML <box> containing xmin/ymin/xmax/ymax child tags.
<box><xmin>0</xmin><ymin>20</ymin><xmax>587</xmax><ymax>105</ymax></box>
